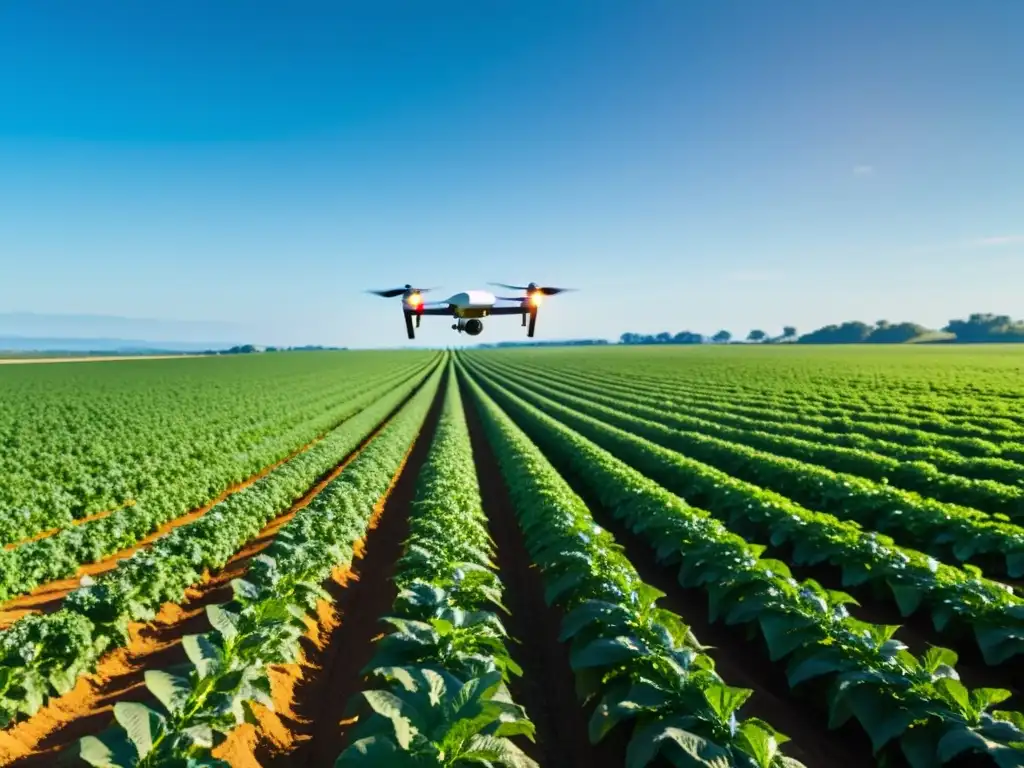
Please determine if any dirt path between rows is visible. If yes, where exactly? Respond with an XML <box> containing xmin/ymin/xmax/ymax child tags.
<box><xmin>0</xmin><ymin>383</ymin><xmax>432</xmax><ymax>766</ymax></box>
<box><xmin>459</xmin><ymin>375</ymin><xmax>623</xmax><ymax>768</ymax></box>
<box><xmin>256</xmin><ymin>377</ymin><xmax>447</xmax><ymax>767</ymax></box>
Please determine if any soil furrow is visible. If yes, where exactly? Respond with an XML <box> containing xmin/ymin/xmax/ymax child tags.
<box><xmin>460</xmin><ymin>377</ymin><xmax>623</xmax><ymax>768</ymax></box>
<box><xmin>258</xmin><ymin>376</ymin><xmax>447</xmax><ymax>768</ymax></box>
<box><xmin>0</xmin><ymin>382</ymin><xmax>432</xmax><ymax>766</ymax></box>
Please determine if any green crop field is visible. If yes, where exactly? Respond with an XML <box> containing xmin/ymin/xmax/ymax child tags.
<box><xmin>2</xmin><ymin>346</ymin><xmax>1024</xmax><ymax>767</ymax></box>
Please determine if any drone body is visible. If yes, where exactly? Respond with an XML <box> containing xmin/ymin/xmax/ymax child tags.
<box><xmin>367</xmin><ymin>282</ymin><xmax>573</xmax><ymax>339</ymax></box>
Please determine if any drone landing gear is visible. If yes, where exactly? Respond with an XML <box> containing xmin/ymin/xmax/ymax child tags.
<box><xmin>404</xmin><ymin>311</ymin><xmax>415</xmax><ymax>340</ymax></box>
<box><xmin>527</xmin><ymin>307</ymin><xmax>538</xmax><ymax>337</ymax></box>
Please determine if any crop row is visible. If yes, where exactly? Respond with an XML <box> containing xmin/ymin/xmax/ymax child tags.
<box><xmin>499</xmin><ymin>357</ymin><xmax>1024</xmax><ymax>463</ymax></box>
<box><xmin>460</xmin><ymin>356</ymin><xmax>1024</xmax><ymax>668</ymax></box>
<box><xmin>471</xmin><ymin>356</ymin><xmax>1024</xmax><ymax>579</ymax></box>
<box><xmin>0</xmin><ymin>353</ymin><xmax>437</xmax><ymax>543</ymax></box>
<box><xmin>337</xmin><ymin>366</ymin><xmax>538</xmax><ymax>765</ymax></box>
<box><xmin>460</xmin><ymin>364</ymin><xmax>810</xmax><ymax>768</ymax></box>
<box><xmin>459</xmin><ymin>358</ymin><xmax>1024</xmax><ymax>767</ymax></box>
<box><xmin>0</xmin><ymin>364</ymin><xmax>431</xmax><ymax>606</ymax></box>
<box><xmin>75</xmin><ymin>352</ymin><xmax>444</xmax><ymax>767</ymax></box>
<box><xmin>0</xmin><ymin>360</ymin><xmax>443</xmax><ymax>730</ymax></box>
<box><xmin>483</xmin><ymin>357</ymin><xmax>1024</xmax><ymax>517</ymax></box>
<box><xmin>489</xmin><ymin>357</ymin><xmax>1024</xmax><ymax>483</ymax></box>
<box><xmin>639</xmin><ymin>375</ymin><xmax>1024</xmax><ymax>442</ymax></box>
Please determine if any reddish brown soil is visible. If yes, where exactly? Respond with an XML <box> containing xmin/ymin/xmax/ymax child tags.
<box><xmin>0</xmin><ymin>383</ymin><xmax>430</xmax><ymax>766</ymax></box>
<box><xmin>0</xmin><ymin>409</ymin><xmax>378</xmax><ymax>630</ymax></box>
<box><xmin>258</xmin><ymin>378</ymin><xmax>447</xmax><ymax>767</ymax></box>
<box><xmin>3</xmin><ymin>503</ymin><xmax>133</xmax><ymax>551</ymax></box>
<box><xmin>459</xmin><ymin>377</ymin><xmax>624</xmax><ymax>768</ymax></box>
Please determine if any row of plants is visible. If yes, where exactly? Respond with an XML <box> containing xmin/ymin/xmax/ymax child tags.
<box><xmin>336</xmin><ymin>367</ymin><xmax>538</xmax><ymax>766</ymax></box>
<box><xmin>460</xmin><ymin>364</ymin><xmax>809</xmax><ymax>768</ymax></box>
<box><xmin>460</xmin><ymin>361</ymin><xmax>1024</xmax><ymax>767</ymax></box>
<box><xmin>0</xmin><ymin>352</ymin><xmax>438</xmax><ymax>544</ymax></box>
<box><xmin>0</xmin><ymin>365</ymin><xmax>434</xmax><ymax>606</ymax></box>
<box><xmin>483</xmin><ymin>358</ymin><xmax>1023</xmax><ymax>518</ymax></box>
<box><xmin>541</xmin><ymin>351</ymin><xmax>1024</xmax><ymax>439</ymax></box>
<box><xmin>635</xmin><ymin>373</ymin><xmax>1024</xmax><ymax>442</ymax></box>
<box><xmin>489</xmin><ymin>358</ymin><xmax>1024</xmax><ymax>485</ymax></box>
<box><xmin>74</xmin><ymin>354</ymin><xmax>445</xmax><ymax>767</ymax></box>
<box><xmin>0</xmin><ymin>360</ymin><xmax>444</xmax><ymax>731</ymax></box>
<box><xmin>470</xmin><ymin>358</ymin><xmax>1024</xmax><ymax>579</ymax></box>
<box><xmin>461</xmin><ymin>358</ymin><xmax>1024</xmax><ymax>668</ymax></box>
<box><xmin>503</xmin><ymin>355</ymin><xmax>1024</xmax><ymax>461</ymax></box>
<box><xmin>677</xmin><ymin>378</ymin><xmax>1024</xmax><ymax>433</ymax></box>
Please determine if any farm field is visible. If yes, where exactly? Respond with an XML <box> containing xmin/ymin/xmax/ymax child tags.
<box><xmin>1</xmin><ymin>346</ymin><xmax>1024</xmax><ymax>767</ymax></box>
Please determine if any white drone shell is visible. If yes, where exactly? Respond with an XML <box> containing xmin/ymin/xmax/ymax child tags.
<box><xmin>443</xmin><ymin>290</ymin><xmax>497</xmax><ymax>309</ymax></box>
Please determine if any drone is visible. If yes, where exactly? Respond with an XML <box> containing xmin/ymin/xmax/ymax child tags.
<box><xmin>367</xmin><ymin>282</ymin><xmax>575</xmax><ymax>339</ymax></box>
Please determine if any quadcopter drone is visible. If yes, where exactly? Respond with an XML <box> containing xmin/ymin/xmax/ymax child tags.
<box><xmin>367</xmin><ymin>282</ymin><xmax>575</xmax><ymax>339</ymax></box>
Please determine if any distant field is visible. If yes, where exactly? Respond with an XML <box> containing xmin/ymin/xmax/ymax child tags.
<box><xmin>3</xmin><ymin>345</ymin><xmax>1024</xmax><ymax>767</ymax></box>
<box><xmin>0</xmin><ymin>353</ymin><xmax>202</xmax><ymax>364</ymax></box>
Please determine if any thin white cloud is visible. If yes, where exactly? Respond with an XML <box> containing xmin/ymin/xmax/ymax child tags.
<box><xmin>853</xmin><ymin>165</ymin><xmax>875</xmax><ymax>176</ymax></box>
<box><xmin>975</xmin><ymin>235</ymin><xmax>1024</xmax><ymax>246</ymax></box>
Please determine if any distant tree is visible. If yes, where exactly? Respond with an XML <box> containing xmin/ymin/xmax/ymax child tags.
<box><xmin>943</xmin><ymin>313</ymin><xmax>1024</xmax><ymax>342</ymax></box>
<box><xmin>782</xmin><ymin>326</ymin><xmax>797</xmax><ymax>338</ymax></box>
<box><xmin>673</xmin><ymin>331</ymin><xmax>703</xmax><ymax>344</ymax></box>
<box><xmin>712</xmin><ymin>330</ymin><xmax>732</xmax><ymax>343</ymax></box>
<box><xmin>656</xmin><ymin>331</ymin><xmax>673</xmax><ymax>344</ymax></box>
<box><xmin>867</xmin><ymin>321</ymin><xmax>927</xmax><ymax>343</ymax></box>
<box><xmin>747</xmin><ymin>329</ymin><xmax>767</xmax><ymax>342</ymax></box>
<box><xmin>797</xmin><ymin>322</ymin><xmax>874</xmax><ymax>344</ymax></box>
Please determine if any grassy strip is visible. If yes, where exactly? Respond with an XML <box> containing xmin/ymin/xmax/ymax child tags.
<box><xmin>0</xmin><ymin>358</ymin><xmax>442</xmax><ymax>730</ymax></box>
<box><xmin>73</xmin><ymin>359</ymin><xmax>445</xmax><ymax>766</ymax></box>
<box><xmin>460</xmin><ymin>364</ymin><xmax>808</xmax><ymax>768</ymax></box>
<box><xmin>462</xmin><ymin>359</ymin><xmax>1024</xmax><ymax>767</ymax></box>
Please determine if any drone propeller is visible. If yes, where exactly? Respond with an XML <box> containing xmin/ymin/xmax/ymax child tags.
<box><xmin>489</xmin><ymin>282</ymin><xmax>576</xmax><ymax>296</ymax></box>
<box><xmin>367</xmin><ymin>285</ymin><xmax>439</xmax><ymax>298</ymax></box>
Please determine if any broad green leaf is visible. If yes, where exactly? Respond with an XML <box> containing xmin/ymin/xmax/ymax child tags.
<box><xmin>362</xmin><ymin>689</ymin><xmax>419</xmax><ymax>749</ymax></box>
<box><xmin>787</xmin><ymin>649</ymin><xmax>847</xmax><ymax>687</ymax></box>
<box><xmin>143</xmin><ymin>670</ymin><xmax>191</xmax><ymax>717</ymax></box>
<box><xmin>112</xmin><ymin>701</ymin><xmax>165</xmax><ymax>759</ymax></box>
<box><xmin>702</xmin><ymin>684</ymin><xmax>752</xmax><ymax>722</ymax></box>
<box><xmin>76</xmin><ymin>730</ymin><xmax>139</xmax><ymax>768</ymax></box>
<box><xmin>206</xmin><ymin>605</ymin><xmax>241</xmax><ymax>642</ymax></box>
<box><xmin>570</xmin><ymin>636</ymin><xmax>647</xmax><ymax>670</ymax></box>
<box><xmin>934</xmin><ymin>678</ymin><xmax>972</xmax><ymax>717</ymax></box>
<box><xmin>182</xmin><ymin>634</ymin><xmax>222</xmax><ymax>679</ymax></box>
<box><xmin>936</xmin><ymin>726</ymin><xmax>1001</xmax><ymax>762</ymax></box>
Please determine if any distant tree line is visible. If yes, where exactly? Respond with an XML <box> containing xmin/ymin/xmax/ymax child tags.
<box><xmin>619</xmin><ymin>313</ymin><xmax>1024</xmax><ymax>345</ymax></box>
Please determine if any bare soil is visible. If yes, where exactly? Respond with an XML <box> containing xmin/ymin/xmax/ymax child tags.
<box><xmin>258</xmin><ymin>377</ymin><xmax>447</xmax><ymax>767</ymax></box>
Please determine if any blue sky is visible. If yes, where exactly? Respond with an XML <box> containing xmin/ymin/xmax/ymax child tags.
<box><xmin>1</xmin><ymin>1</ymin><xmax>1022</xmax><ymax>348</ymax></box>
